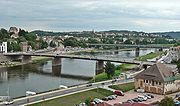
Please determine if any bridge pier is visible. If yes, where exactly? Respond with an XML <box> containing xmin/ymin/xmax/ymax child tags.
<box><xmin>52</xmin><ymin>57</ymin><xmax>61</xmax><ymax>76</ymax></box>
<box><xmin>159</xmin><ymin>47</ymin><xmax>163</xmax><ymax>51</ymax></box>
<box><xmin>135</xmin><ymin>47</ymin><xmax>140</xmax><ymax>57</ymax></box>
<box><xmin>52</xmin><ymin>57</ymin><xmax>61</xmax><ymax>66</ymax></box>
<box><xmin>95</xmin><ymin>60</ymin><xmax>104</xmax><ymax>75</ymax></box>
<box><xmin>21</xmin><ymin>55</ymin><xmax>32</xmax><ymax>64</ymax></box>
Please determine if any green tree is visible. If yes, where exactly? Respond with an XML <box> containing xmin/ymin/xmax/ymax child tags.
<box><xmin>64</xmin><ymin>37</ymin><xmax>79</xmax><ymax>47</ymax></box>
<box><xmin>85</xmin><ymin>97</ymin><xmax>92</xmax><ymax>106</ymax></box>
<box><xmin>159</xmin><ymin>96</ymin><xmax>174</xmax><ymax>106</ymax></box>
<box><xmin>124</xmin><ymin>39</ymin><xmax>132</xmax><ymax>44</ymax></box>
<box><xmin>11</xmin><ymin>42</ymin><xmax>21</xmax><ymax>52</ymax></box>
<box><xmin>18</xmin><ymin>28</ymin><xmax>27</xmax><ymax>37</ymax></box>
<box><xmin>177</xmin><ymin>62</ymin><xmax>180</xmax><ymax>73</ymax></box>
<box><xmin>28</xmin><ymin>41</ymin><xmax>36</xmax><ymax>49</ymax></box>
<box><xmin>50</xmin><ymin>41</ymin><xmax>56</xmax><ymax>47</ymax></box>
<box><xmin>0</xmin><ymin>28</ymin><xmax>10</xmax><ymax>40</ymax></box>
<box><xmin>104</xmin><ymin>61</ymin><xmax>115</xmax><ymax>79</ymax></box>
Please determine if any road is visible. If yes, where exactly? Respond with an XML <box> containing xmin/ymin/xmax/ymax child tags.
<box><xmin>0</xmin><ymin>78</ymin><xmax>134</xmax><ymax>106</ymax></box>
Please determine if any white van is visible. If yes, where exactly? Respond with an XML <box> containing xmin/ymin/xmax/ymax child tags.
<box><xmin>59</xmin><ymin>85</ymin><xmax>68</xmax><ymax>89</ymax></box>
<box><xmin>26</xmin><ymin>91</ymin><xmax>36</xmax><ymax>96</ymax></box>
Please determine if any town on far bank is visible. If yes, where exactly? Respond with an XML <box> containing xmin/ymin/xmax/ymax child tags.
<box><xmin>0</xmin><ymin>27</ymin><xmax>180</xmax><ymax>106</ymax></box>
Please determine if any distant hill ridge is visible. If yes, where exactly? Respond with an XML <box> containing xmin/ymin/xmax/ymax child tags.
<box><xmin>30</xmin><ymin>30</ymin><xmax>180</xmax><ymax>39</ymax></box>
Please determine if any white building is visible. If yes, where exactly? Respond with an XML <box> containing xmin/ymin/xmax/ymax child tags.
<box><xmin>0</xmin><ymin>42</ymin><xmax>7</xmax><ymax>53</ymax></box>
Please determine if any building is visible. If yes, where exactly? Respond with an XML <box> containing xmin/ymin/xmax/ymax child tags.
<box><xmin>0</xmin><ymin>42</ymin><xmax>7</xmax><ymax>53</ymax></box>
<box><xmin>118</xmin><ymin>103</ymin><xmax>152</xmax><ymax>106</ymax></box>
<box><xmin>9</xmin><ymin>27</ymin><xmax>19</xmax><ymax>38</ymax></box>
<box><xmin>20</xmin><ymin>42</ymin><xmax>28</xmax><ymax>52</ymax></box>
<box><xmin>169</xmin><ymin>46</ymin><xmax>180</xmax><ymax>61</ymax></box>
<box><xmin>135</xmin><ymin>63</ymin><xmax>180</xmax><ymax>94</ymax></box>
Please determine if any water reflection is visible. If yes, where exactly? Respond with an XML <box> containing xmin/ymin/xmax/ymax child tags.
<box><xmin>0</xmin><ymin>48</ymin><xmax>155</xmax><ymax>98</ymax></box>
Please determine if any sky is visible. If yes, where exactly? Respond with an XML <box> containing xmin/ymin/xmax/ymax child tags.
<box><xmin>1</xmin><ymin>0</ymin><xmax>180</xmax><ymax>32</ymax></box>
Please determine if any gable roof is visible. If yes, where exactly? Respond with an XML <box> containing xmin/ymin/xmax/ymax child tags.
<box><xmin>135</xmin><ymin>63</ymin><xmax>173</xmax><ymax>82</ymax></box>
<box><xmin>119</xmin><ymin>103</ymin><xmax>152</xmax><ymax>106</ymax></box>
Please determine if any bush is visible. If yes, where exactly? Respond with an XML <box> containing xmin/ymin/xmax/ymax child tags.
<box><xmin>159</xmin><ymin>96</ymin><xmax>174</xmax><ymax>106</ymax></box>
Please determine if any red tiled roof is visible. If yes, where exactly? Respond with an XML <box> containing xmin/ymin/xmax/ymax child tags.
<box><xmin>120</xmin><ymin>103</ymin><xmax>152</xmax><ymax>106</ymax></box>
<box><xmin>92</xmin><ymin>102</ymin><xmax>112</xmax><ymax>106</ymax></box>
<box><xmin>176</xmin><ymin>46</ymin><xmax>180</xmax><ymax>49</ymax></box>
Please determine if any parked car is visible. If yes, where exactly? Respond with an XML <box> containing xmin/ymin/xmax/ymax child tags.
<box><xmin>175</xmin><ymin>101</ymin><xmax>180</xmax><ymax>106</ymax></box>
<box><xmin>109</xmin><ymin>95</ymin><xmax>117</xmax><ymax>99</ymax></box>
<box><xmin>127</xmin><ymin>99</ymin><xmax>134</xmax><ymax>103</ymax></box>
<box><xmin>138</xmin><ymin>95</ymin><xmax>148</xmax><ymax>101</ymax></box>
<box><xmin>143</xmin><ymin>94</ymin><xmax>151</xmax><ymax>99</ymax></box>
<box><xmin>77</xmin><ymin>102</ymin><xmax>86</xmax><ymax>106</ymax></box>
<box><xmin>102</xmin><ymin>97</ymin><xmax>109</xmax><ymax>101</ymax></box>
<box><xmin>136</xmin><ymin>88</ymin><xmax>145</xmax><ymax>93</ymax></box>
<box><xmin>114</xmin><ymin>90</ymin><xmax>124</xmax><ymax>96</ymax></box>
<box><xmin>146</xmin><ymin>94</ymin><xmax>154</xmax><ymax>98</ymax></box>
<box><xmin>93</xmin><ymin>98</ymin><xmax>103</xmax><ymax>104</ymax></box>
<box><xmin>132</xmin><ymin>98</ymin><xmax>139</xmax><ymax>102</ymax></box>
<box><xmin>137</xmin><ymin>97</ymin><xmax>143</xmax><ymax>102</ymax></box>
<box><xmin>90</xmin><ymin>102</ymin><xmax>96</xmax><ymax>105</ymax></box>
<box><xmin>107</xmin><ymin>96</ymin><xmax>113</xmax><ymax>100</ymax></box>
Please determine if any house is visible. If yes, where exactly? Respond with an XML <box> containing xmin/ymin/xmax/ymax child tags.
<box><xmin>118</xmin><ymin>103</ymin><xmax>152</xmax><ymax>106</ymax></box>
<box><xmin>135</xmin><ymin>63</ymin><xmax>180</xmax><ymax>94</ymax></box>
<box><xmin>9</xmin><ymin>27</ymin><xmax>19</xmax><ymax>38</ymax></box>
<box><xmin>169</xmin><ymin>46</ymin><xmax>180</xmax><ymax>61</ymax></box>
<box><xmin>0</xmin><ymin>42</ymin><xmax>7</xmax><ymax>53</ymax></box>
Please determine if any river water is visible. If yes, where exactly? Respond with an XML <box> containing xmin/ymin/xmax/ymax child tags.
<box><xmin>0</xmin><ymin>49</ymin><xmax>155</xmax><ymax>98</ymax></box>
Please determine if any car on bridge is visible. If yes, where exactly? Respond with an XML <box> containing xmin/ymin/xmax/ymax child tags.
<box><xmin>26</xmin><ymin>91</ymin><xmax>36</xmax><ymax>96</ymax></box>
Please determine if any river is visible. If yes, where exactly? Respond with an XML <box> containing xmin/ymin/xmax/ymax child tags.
<box><xmin>0</xmin><ymin>48</ymin><xmax>156</xmax><ymax>98</ymax></box>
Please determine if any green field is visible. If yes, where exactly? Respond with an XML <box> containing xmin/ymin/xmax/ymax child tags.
<box><xmin>89</xmin><ymin>70</ymin><xmax>121</xmax><ymax>82</ymax></box>
<box><xmin>109</xmin><ymin>82</ymin><xmax>135</xmax><ymax>92</ymax></box>
<box><xmin>29</xmin><ymin>88</ymin><xmax>113</xmax><ymax>106</ymax></box>
<box><xmin>32</xmin><ymin>56</ymin><xmax>52</xmax><ymax>63</ymax></box>
<box><xmin>117</xmin><ymin>64</ymin><xmax>137</xmax><ymax>71</ymax></box>
<box><xmin>89</xmin><ymin>64</ymin><xmax>137</xmax><ymax>83</ymax></box>
<box><xmin>135</xmin><ymin>52</ymin><xmax>164</xmax><ymax>61</ymax></box>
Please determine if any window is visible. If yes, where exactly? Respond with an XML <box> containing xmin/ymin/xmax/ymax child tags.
<box><xmin>146</xmin><ymin>80</ymin><xmax>148</xmax><ymax>83</ymax></box>
<box><xmin>156</xmin><ymin>81</ymin><xmax>158</xmax><ymax>85</ymax></box>
<box><xmin>159</xmin><ymin>82</ymin><xmax>161</xmax><ymax>85</ymax></box>
<box><xmin>152</xmin><ymin>80</ymin><xmax>154</xmax><ymax>86</ymax></box>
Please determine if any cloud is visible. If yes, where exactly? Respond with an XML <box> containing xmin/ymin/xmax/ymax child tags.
<box><xmin>1</xmin><ymin>0</ymin><xmax>180</xmax><ymax>32</ymax></box>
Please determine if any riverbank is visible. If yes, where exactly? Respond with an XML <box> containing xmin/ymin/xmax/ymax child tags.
<box><xmin>135</xmin><ymin>51</ymin><xmax>164</xmax><ymax>61</ymax></box>
<box><xmin>0</xmin><ymin>56</ymin><xmax>52</xmax><ymax>69</ymax></box>
<box><xmin>67</xmin><ymin>48</ymin><xmax>148</xmax><ymax>55</ymax></box>
<box><xmin>89</xmin><ymin>64</ymin><xmax>137</xmax><ymax>83</ymax></box>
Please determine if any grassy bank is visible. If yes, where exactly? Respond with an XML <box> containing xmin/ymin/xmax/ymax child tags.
<box><xmin>89</xmin><ymin>70</ymin><xmax>121</xmax><ymax>83</ymax></box>
<box><xmin>0</xmin><ymin>56</ymin><xmax>52</xmax><ymax>68</ymax></box>
<box><xmin>32</xmin><ymin>56</ymin><xmax>52</xmax><ymax>63</ymax></box>
<box><xmin>89</xmin><ymin>64</ymin><xmax>137</xmax><ymax>83</ymax></box>
<box><xmin>117</xmin><ymin>64</ymin><xmax>137</xmax><ymax>71</ymax></box>
<box><xmin>135</xmin><ymin>52</ymin><xmax>164</xmax><ymax>61</ymax></box>
<box><xmin>28</xmin><ymin>88</ymin><xmax>113</xmax><ymax>106</ymax></box>
<box><xmin>109</xmin><ymin>82</ymin><xmax>135</xmax><ymax>92</ymax></box>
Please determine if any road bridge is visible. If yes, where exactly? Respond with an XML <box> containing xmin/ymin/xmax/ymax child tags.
<box><xmin>3</xmin><ymin>52</ymin><xmax>176</xmax><ymax>75</ymax></box>
<box><xmin>87</xmin><ymin>43</ymin><xmax>171</xmax><ymax>49</ymax></box>
<box><xmin>3</xmin><ymin>52</ymin><xmax>154</xmax><ymax>74</ymax></box>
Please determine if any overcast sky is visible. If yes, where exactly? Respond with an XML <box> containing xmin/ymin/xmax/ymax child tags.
<box><xmin>1</xmin><ymin>0</ymin><xmax>180</xmax><ymax>32</ymax></box>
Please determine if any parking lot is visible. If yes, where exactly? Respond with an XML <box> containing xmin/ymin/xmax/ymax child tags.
<box><xmin>105</xmin><ymin>90</ymin><xmax>164</xmax><ymax>105</ymax></box>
